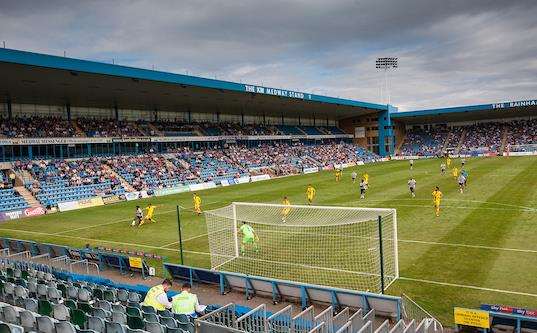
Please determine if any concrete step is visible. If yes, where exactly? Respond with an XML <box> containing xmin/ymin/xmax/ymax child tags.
<box><xmin>72</xmin><ymin>120</ymin><xmax>87</xmax><ymax>137</ymax></box>
<box><xmin>147</xmin><ymin>123</ymin><xmax>163</xmax><ymax>136</ymax></box>
<box><xmin>14</xmin><ymin>186</ymin><xmax>41</xmax><ymax>208</ymax></box>
<box><xmin>103</xmin><ymin>164</ymin><xmax>135</xmax><ymax>192</ymax></box>
<box><xmin>500</xmin><ymin>126</ymin><xmax>509</xmax><ymax>153</ymax></box>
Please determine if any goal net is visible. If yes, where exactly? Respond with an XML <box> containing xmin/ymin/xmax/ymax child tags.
<box><xmin>204</xmin><ymin>202</ymin><xmax>398</xmax><ymax>294</ymax></box>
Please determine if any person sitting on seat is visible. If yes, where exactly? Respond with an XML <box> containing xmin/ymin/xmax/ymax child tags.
<box><xmin>141</xmin><ymin>279</ymin><xmax>173</xmax><ymax>311</ymax></box>
<box><xmin>171</xmin><ymin>283</ymin><xmax>206</xmax><ymax>318</ymax></box>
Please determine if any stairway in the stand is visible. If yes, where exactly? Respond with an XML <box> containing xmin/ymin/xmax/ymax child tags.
<box><xmin>14</xmin><ymin>186</ymin><xmax>41</xmax><ymax>208</ymax></box>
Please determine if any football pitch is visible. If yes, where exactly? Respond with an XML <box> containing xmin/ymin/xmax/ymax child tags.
<box><xmin>1</xmin><ymin>156</ymin><xmax>536</xmax><ymax>323</ymax></box>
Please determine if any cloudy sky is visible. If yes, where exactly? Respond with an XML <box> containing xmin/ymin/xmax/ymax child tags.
<box><xmin>1</xmin><ymin>0</ymin><xmax>536</xmax><ymax>111</ymax></box>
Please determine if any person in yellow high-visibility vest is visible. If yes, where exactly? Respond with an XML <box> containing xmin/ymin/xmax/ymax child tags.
<box><xmin>142</xmin><ymin>279</ymin><xmax>172</xmax><ymax>311</ymax></box>
<box><xmin>193</xmin><ymin>193</ymin><xmax>202</xmax><ymax>215</ymax></box>
<box><xmin>171</xmin><ymin>283</ymin><xmax>206</xmax><ymax>318</ymax></box>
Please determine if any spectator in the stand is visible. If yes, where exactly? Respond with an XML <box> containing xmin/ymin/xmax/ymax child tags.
<box><xmin>142</xmin><ymin>279</ymin><xmax>173</xmax><ymax>311</ymax></box>
<box><xmin>0</xmin><ymin>116</ymin><xmax>80</xmax><ymax>138</ymax></box>
<box><xmin>459</xmin><ymin>122</ymin><xmax>503</xmax><ymax>154</ymax></box>
<box><xmin>77</xmin><ymin>118</ymin><xmax>144</xmax><ymax>137</ymax></box>
<box><xmin>171</xmin><ymin>283</ymin><xmax>206</xmax><ymax>317</ymax></box>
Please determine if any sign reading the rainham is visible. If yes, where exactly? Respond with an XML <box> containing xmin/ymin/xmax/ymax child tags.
<box><xmin>492</xmin><ymin>99</ymin><xmax>537</xmax><ymax>109</ymax></box>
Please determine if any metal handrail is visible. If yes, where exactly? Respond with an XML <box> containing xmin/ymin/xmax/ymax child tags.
<box><xmin>401</xmin><ymin>294</ymin><xmax>443</xmax><ymax>332</ymax></box>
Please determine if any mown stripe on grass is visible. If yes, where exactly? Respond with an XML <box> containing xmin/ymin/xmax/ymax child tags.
<box><xmin>403</xmin><ymin>158</ymin><xmax>537</xmax><ymax>291</ymax></box>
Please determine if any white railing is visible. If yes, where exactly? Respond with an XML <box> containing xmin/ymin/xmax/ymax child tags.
<box><xmin>401</xmin><ymin>294</ymin><xmax>443</xmax><ymax>332</ymax></box>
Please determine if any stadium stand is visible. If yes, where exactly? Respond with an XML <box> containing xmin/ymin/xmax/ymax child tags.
<box><xmin>0</xmin><ymin>240</ymin><xmax>442</xmax><ymax>333</ymax></box>
<box><xmin>175</xmin><ymin>149</ymin><xmax>246</xmax><ymax>183</ymax></box>
<box><xmin>276</xmin><ymin>125</ymin><xmax>304</xmax><ymax>135</ymax></box>
<box><xmin>0</xmin><ymin>175</ymin><xmax>29</xmax><ymax>212</ymax></box>
<box><xmin>19</xmin><ymin>159</ymin><xmax>125</xmax><ymax>207</ymax></box>
<box><xmin>0</xmin><ymin>117</ymin><xmax>80</xmax><ymax>138</ymax></box>
<box><xmin>458</xmin><ymin>122</ymin><xmax>504</xmax><ymax>155</ymax></box>
<box><xmin>399</xmin><ymin>128</ymin><xmax>448</xmax><ymax>157</ymax></box>
<box><xmin>299</xmin><ymin>126</ymin><xmax>323</xmax><ymax>135</ymax></box>
<box><xmin>106</xmin><ymin>155</ymin><xmax>182</xmax><ymax>192</ymax></box>
<box><xmin>0</xmin><ymin>116</ymin><xmax>349</xmax><ymax>139</ymax></box>
<box><xmin>0</xmin><ymin>140</ymin><xmax>378</xmax><ymax>210</ymax></box>
<box><xmin>76</xmin><ymin>119</ymin><xmax>144</xmax><ymax>138</ymax></box>
<box><xmin>506</xmin><ymin>119</ymin><xmax>537</xmax><ymax>152</ymax></box>
<box><xmin>444</xmin><ymin>127</ymin><xmax>464</xmax><ymax>153</ymax></box>
<box><xmin>398</xmin><ymin>119</ymin><xmax>536</xmax><ymax>156</ymax></box>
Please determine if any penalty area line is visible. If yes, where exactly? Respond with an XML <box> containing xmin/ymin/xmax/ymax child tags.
<box><xmin>399</xmin><ymin>276</ymin><xmax>537</xmax><ymax>298</ymax></box>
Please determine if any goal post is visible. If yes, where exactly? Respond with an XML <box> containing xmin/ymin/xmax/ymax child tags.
<box><xmin>204</xmin><ymin>202</ymin><xmax>399</xmax><ymax>294</ymax></box>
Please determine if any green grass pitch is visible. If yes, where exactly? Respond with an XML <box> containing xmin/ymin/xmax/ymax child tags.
<box><xmin>1</xmin><ymin>156</ymin><xmax>536</xmax><ymax>324</ymax></box>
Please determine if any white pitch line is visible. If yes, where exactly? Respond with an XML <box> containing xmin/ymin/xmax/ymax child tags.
<box><xmin>398</xmin><ymin>276</ymin><xmax>537</xmax><ymax>298</ymax></box>
<box><xmin>162</xmin><ymin>228</ymin><xmax>537</xmax><ymax>255</ymax></box>
<box><xmin>361</xmin><ymin>198</ymin><xmax>536</xmax><ymax>211</ymax></box>
<box><xmin>54</xmin><ymin>200</ymin><xmax>220</xmax><ymax>235</ymax></box>
<box><xmin>400</xmin><ymin>239</ymin><xmax>537</xmax><ymax>254</ymax></box>
<box><xmin>3</xmin><ymin>228</ymin><xmax>537</xmax><ymax>297</ymax></box>
<box><xmin>355</xmin><ymin>203</ymin><xmax>533</xmax><ymax>212</ymax></box>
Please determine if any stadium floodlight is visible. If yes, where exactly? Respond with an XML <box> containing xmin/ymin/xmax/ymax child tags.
<box><xmin>205</xmin><ymin>202</ymin><xmax>399</xmax><ymax>294</ymax></box>
<box><xmin>376</xmin><ymin>57</ymin><xmax>398</xmax><ymax>105</ymax></box>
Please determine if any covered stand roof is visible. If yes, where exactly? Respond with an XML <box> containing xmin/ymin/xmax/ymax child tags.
<box><xmin>0</xmin><ymin>48</ymin><xmax>386</xmax><ymax>120</ymax></box>
<box><xmin>392</xmin><ymin>100</ymin><xmax>537</xmax><ymax>124</ymax></box>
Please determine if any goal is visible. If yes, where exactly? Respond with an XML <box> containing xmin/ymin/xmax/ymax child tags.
<box><xmin>204</xmin><ymin>202</ymin><xmax>398</xmax><ymax>294</ymax></box>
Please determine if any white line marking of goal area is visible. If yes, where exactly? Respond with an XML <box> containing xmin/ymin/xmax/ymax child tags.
<box><xmin>398</xmin><ymin>276</ymin><xmax>537</xmax><ymax>298</ymax></box>
<box><xmin>3</xmin><ymin>227</ymin><xmax>537</xmax><ymax>298</ymax></box>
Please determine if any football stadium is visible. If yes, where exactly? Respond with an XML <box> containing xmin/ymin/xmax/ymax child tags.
<box><xmin>0</xmin><ymin>2</ymin><xmax>536</xmax><ymax>333</ymax></box>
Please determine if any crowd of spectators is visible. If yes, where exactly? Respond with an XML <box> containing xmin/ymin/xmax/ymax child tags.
<box><xmin>223</xmin><ymin>142</ymin><xmax>368</xmax><ymax>176</ymax></box>
<box><xmin>506</xmin><ymin>119</ymin><xmax>537</xmax><ymax>146</ymax></box>
<box><xmin>0</xmin><ymin>170</ymin><xmax>16</xmax><ymax>189</ymax></box>
<box><xmin>0</xmin><ymin>117</ymin><xmax>80</xmax><ymax>138</ymax></box>
<box><xmin>445</xmin><ymin>127</ymin><xmax>464</xmax><ymax>150</ymax></box>
<box><xmin>106</xmin><ymin>154</ymin><xmax>184</xmax><ymax>191</ymax></box>
<box><xmin>400</xmin><ymin>128</ymin><xmax>449</xmax><ymax>156</ymax></box>
<box><xmin>0</xmin><ymin>116</ymin><xmax>348</xmax><ymax>139</ymax></box>
<box><xmin>459</xmin><ymin>122</ymin><xmax>504</xmax><ymax>154</ymax></box>
<box><xmin>397</xmin><ymin>120</ymin><xmax>537</xmax><ymax>156</ymax></box>
<box><xmin>12</xmin><ymin>142</ymin><xmax>375</xmax><ymax>194</ymax></box>
<box><xmin>21</xmin><ymin>158</ymin><xmax>122</xmax><ymax>196</ymax></box>
<box><xmin>505</xmin><ymin>119</ymin><xmax>537</xmax><ymax>152</ymax></box>
<box><xmin>77</xmin><ymin>118</ymin><xmax>144</xmax><ymax>137</ymax></box>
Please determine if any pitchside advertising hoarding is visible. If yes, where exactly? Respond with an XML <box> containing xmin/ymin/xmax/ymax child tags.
<box><xmin>481</xmin><ymin>304</ymin><xmax>537</xmax><ymax>318</ymax></box>
<box><xmin>0</xmin><ymin>206</ymin><xmax>46</xmax><ymax>221</ymax></box>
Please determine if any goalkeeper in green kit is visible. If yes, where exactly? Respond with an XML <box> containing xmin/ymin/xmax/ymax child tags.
<box><xmin>239</xmin><ymin>222</ymin><xmax>259</xmax><ymax>255</ymax></box>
